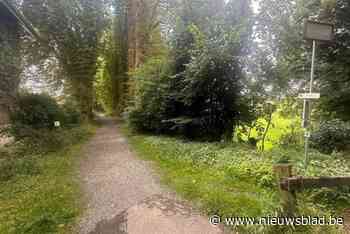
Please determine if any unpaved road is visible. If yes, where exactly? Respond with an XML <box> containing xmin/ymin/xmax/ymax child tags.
<box><xmin>78</xmin><ymin>118</ymin><xmax>223</xmax><ymax>234</ymax></box>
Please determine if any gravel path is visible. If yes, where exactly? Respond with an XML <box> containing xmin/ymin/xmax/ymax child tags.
<box><xmin>78</xmin><ymin>118</ymin><xmax>223</xmax><ymax>234</ymax></box>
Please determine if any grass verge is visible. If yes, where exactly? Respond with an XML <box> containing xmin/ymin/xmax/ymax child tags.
<box><xmin>124</xmin><ymin>128</ymin><xmax>349</xmax><ymax>233</ymax></box>
<box><xmin>0</xmin><ymin>125</ymin><xmax>95</xmax><ymax>234</ymax></box>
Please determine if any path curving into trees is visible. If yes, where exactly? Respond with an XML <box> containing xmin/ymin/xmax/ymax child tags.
<box><xmin>78</xmin><ymin>117</ymin><xmax>223</xmax><ymax>234</ymax></box>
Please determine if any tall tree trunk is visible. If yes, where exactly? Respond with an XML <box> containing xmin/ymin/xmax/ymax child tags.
<box><xmin>127</xmin><ymin>0</ymin><xmax>140</xmax><ymax>102</ymax></box>
<box><xmin>70</xmin><ymin>78</ymin><xmax>94</xmax><ymax>121</ymax></box>
<box><xmin>114</xmin><ymin>0</ymin><xmax>129</xmax><ymax>114</ymax></box>
<box><xmin>0</xmin><ymin>4</ymin><xmax>21</xmax><ymax>125</ymax></box>
<box><xmin>66</xmin><ymin>49</ymin><xmax>97</xmax><ymax>121</ymax></box>
<box><xmin>126</xmin><ymin>0</ymin><xmax>157</xmax><ymax>103</ymax></box>
<box><xmin>112</xmin><ymin>0</ymin><xmax>159</xmax><ymax>114</ymax></box>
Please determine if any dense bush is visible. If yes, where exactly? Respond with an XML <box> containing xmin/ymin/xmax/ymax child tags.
<box><xmin>128</xmin><ymin>24</ymin><xmax>250</xmax><ymax>141</ymax></box>
<box><xmin>0</xmin><ymin>150</ymin><xmax>40</xmax><ymax>181</ymax></box>
<box><xmin>278</xmin><ymin>131</ymin><xmax>303</xmax><ymax>148</ymax></box>
<box><xmin>310</xmin><ymin>119</ymin><xmax>350</xmax><ymax>154</ymax></box>
<box><xmin>127</xmin><ymin>58</ymin><xmax>172</xmax><ymax>133</ymax></box>
<box><xmin>0</xmin><ymin>125</ymin><xmax>92</xmax><ymax>182</ymax></box>
<box><xmin>11</xmin><ymin>93</ymin><xmax>64</xmax><ymax>129</ymax></box>
<box><xmin>7</xmin><ymin>94</ymin><xmax>82</xmax><ymax>140</ymax></box>
<box><xmin>61</xmin><ymin>100</ymin><xmax>82</xmax><ymax>126</ymax></box>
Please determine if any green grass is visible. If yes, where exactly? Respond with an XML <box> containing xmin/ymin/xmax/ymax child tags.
<box><xmin>0</xmin><ymin>125</ymin><xmax>95</xmax><ymax>234</ymax></box>
<box><xmin>124</xmin><ymin>128</ymin><xmax>349</xmax><ymax>233</ymax></box>
<box><xmin>235</xmin><ymin>108</ymin><xmax>303</xmax><ymax>151</ymax></box>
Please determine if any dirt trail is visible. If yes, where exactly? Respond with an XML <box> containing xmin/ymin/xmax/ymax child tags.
<box><xmin>78</xmin><ymin>118</ymin><xmax>223</xmax><ymax>234</ymax></box>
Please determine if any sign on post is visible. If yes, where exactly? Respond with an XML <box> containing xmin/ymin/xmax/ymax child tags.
<box><xmin>298</xmin><ymin>93</ymin><xmax>320</xmax><ymax>100</ymax></box>
<box><xmin>304</xmin><ymin>21</ymin><xmax>334</xmax><ymax>42</ymax></box>
<box><xmin>301</xmin><ymin>20</ymin><xmax>334</xmax><ymax>172</ymax></box>
<box><xmin>54</xmin><ymin>121</ymin><xmax>61</xmax><ymax>127</ymax></box>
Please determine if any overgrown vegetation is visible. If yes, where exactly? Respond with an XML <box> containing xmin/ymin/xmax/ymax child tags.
<box><xmin>2</xmin><ymin>0</ymin><xmax>350</xmax><ymax>233</ymax></box>
<box><xmin>126</xmin><ymin>129</ymin><xmax>349</xmax><ymax>233</ymax></box>
<box><xmin>310</xmin><ymin>119</ymin><xmax>350</xmax><ymax>154</ymax></box>
<box><xmin>128</xmin><ymin>1</ymin><xmax>252</xmax><ymax>141</ymax></box>
<box><xmin>0</xmin><ymin>93</ymin><xmax>94</xmax><ymax>233</ymax></box>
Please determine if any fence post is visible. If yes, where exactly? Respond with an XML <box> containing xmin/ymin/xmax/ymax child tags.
<box><xmin>273</xmin><ymin>164</ymin><xmax>296</xmax><ymax>216</ymax></box>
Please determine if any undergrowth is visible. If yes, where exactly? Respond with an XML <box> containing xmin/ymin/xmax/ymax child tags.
<box><xmin>0</xmin><ymin>125</ymin><xmax>95</xmax><ymax>234</ymax></box>
<box><xmin>124</xmin><ymin>128</ymin><xmax>349</xmax><ymax>233</ymax></box>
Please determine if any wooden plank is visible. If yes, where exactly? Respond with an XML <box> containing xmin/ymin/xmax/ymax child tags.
<box><xmin>280</xmin><ymin>176</ymin><xmax>350</xmax><ymax>191</ymax></box>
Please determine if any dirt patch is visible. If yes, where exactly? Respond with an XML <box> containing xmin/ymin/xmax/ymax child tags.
<box><xmin>89</xmin><ymin>195</ymin><xmax>223</xmax><ymax>234</ymax></box>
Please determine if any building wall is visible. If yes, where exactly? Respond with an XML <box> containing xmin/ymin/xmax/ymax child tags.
<box><xmin>0</xmin><ymin>3</ymin><xmax>21</xmax><ymax>125</ymax></box>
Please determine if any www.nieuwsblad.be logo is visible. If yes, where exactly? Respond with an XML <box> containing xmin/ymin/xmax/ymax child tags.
<box><xmin>209</xmin><ymin>215</ymin><xmax>344</xmax><ymax>226</ymax></box>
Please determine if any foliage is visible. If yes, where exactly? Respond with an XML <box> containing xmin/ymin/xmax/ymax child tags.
<box><xmin>125</xmin><ymin>128</ymin><xmax>348</xmax><ymax>233</ymax></box>
<box><xmin>310</xmin><ymin>119</ymin><xmax>350</xmax><ymax>154</ymax></box>
<box><xmin>0</xmin><ymin>149</ymin><xmax>40</xmax><ymax>182</ymax></box>
<box><xmin>61</xmin><ymin>100</ymin><xmax>82</xmax><ymax>126</ymax></box>
<box><xmin>10</xmin><ymin>93</ymin><xmax>64</xmax><ymax>130</ymax></box>
<box><xmin>0</xmin><ymin>125</ymin><xmax>93</xmax><ymax>182</ymax></box>
<box><xmin>22</xmin><ymin>0</ymin><xmax>109</xmax><ymax>119</ymax></box>
<box><xmin>127</xmin><ymin>57</ymin><xmax>172</xmax><ymax>133</ymax></box>
<box><xmin>175</xmin><ymin>24</ymin><xmax>248</xmax><ymax>140</ymax></box>
<box><xmin>94</xmin><ymin>57</ymin><xmax>115</xmax><ymax>115</ymax></box>
<box><xmin>126</xmin><ymin>130</ymin><xmax>279</xmax><ymax>232</ymax></box>
<box><xmin>129</xmin><ymin>1</ymin><xmax>253</xmax><ymax>141</ymax></box>
<box><xmin>0</xmin><ymin>126</ymin><xmax>93</xmax><ymax>233</ymax></box>
<box><xmin>255</xmin><ymin>0</ymin><xmax>320</xmax><ymax>93</ymax></box>
<box><xmin>235</xmin><ymin>105</ymin><xmax>303</xmax><ymax>150</ymax></box>
<box><xmin>8</xmin><ymin>93</ymin><xmax>82</xmax><ymax>141</ymax></box>
<box><xmin>0</xmin><ymin>124</ymin><xmax>94</xmax><ymax>233</ymax></box>
<box><xmin>318</xmin><ymin>0</ymin><xmax>350</xmax><ymax>121</ymax></box>
<box><xmin>255</xmin><ymin>0</ymin><xmax>349</xmax><ymax>122</ymax></box>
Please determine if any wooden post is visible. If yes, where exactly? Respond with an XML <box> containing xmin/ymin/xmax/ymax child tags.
<box><xmin>273</xmin><ymin>164</ymin><xmax>296</xmax><ymax>216</ymax></box>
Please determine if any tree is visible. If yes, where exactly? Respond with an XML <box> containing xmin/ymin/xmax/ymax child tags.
<box><xmin>319</xmin><ymin>0</ymin><xmax>350</xmax><ymax>120</ymax></box>
<box><xmin>255</xmin><ymin>0</ymin><xmax>350</xmax><ymax>122</ymax></box>
<box><xmin>22</xmin><ymin>0</ymin><xmax>108</xmax><ymax>120</ymax></box>
<box><xmin>129</xmin><ymin>0</ymin><xmax>253</xmax><ymax>141</ymax></box>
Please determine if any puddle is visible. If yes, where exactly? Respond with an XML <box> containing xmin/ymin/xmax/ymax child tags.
<box><xmin>89</xmin><ymin>194</ymin><xmax>223</xmax><ymax>234</ymax></box>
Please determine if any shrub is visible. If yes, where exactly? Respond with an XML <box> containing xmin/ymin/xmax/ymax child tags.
<box><xmin>310</xmin><ymin>119</ymin><xmax>350</xmax><ymax>154</ymax></box>
<box><xmin>279</xmin><ymin>131</ymin><xmax>303</xmax><ymax>148</ymax></box>
<box><xmin>128</xmin><ymin>25</ymin><xmax>250</xmax><ymax>141</ymax></box>
<box><xmin>0</xmin><ymin>156</ymin><xmax>40</xmax><ymax>182</ymax></box>
<box><xmin>127</xmin><ymin>58</ymin><xmax>172</xmax><ymax>133</ymax></box>
<box><xmin>11</xmin><ymin>93</ymin><xmax>64</xmax><ymax>129</ymax></box>
<box><xmin>0</xmin><ymin>147</ymin><xmax>40</xmax><ymax>182</ymax></box>
<box><xmin>61</xmin><ymin>100</ymin><xmax>82</xmax><ymax>126</ymax></box>
<box><xmin>0</xmin><ymin>125</ymin><xmax>92</xmax><ymax>181</ymax></box>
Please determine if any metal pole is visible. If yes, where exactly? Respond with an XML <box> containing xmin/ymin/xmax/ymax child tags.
<box><xmin>304</xmin><ymin>131</ymin><xmax>310</xmax><ymax>171</ymax></box>
<box><xmin>309</xmin><ymin>40</ymin><xmax>316</xmax><ymax>93</ymax></box>
<box><xmin>304</xmin><ymin>40</ymin><xmax>316</xmax><ymax>172</ymax></box>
